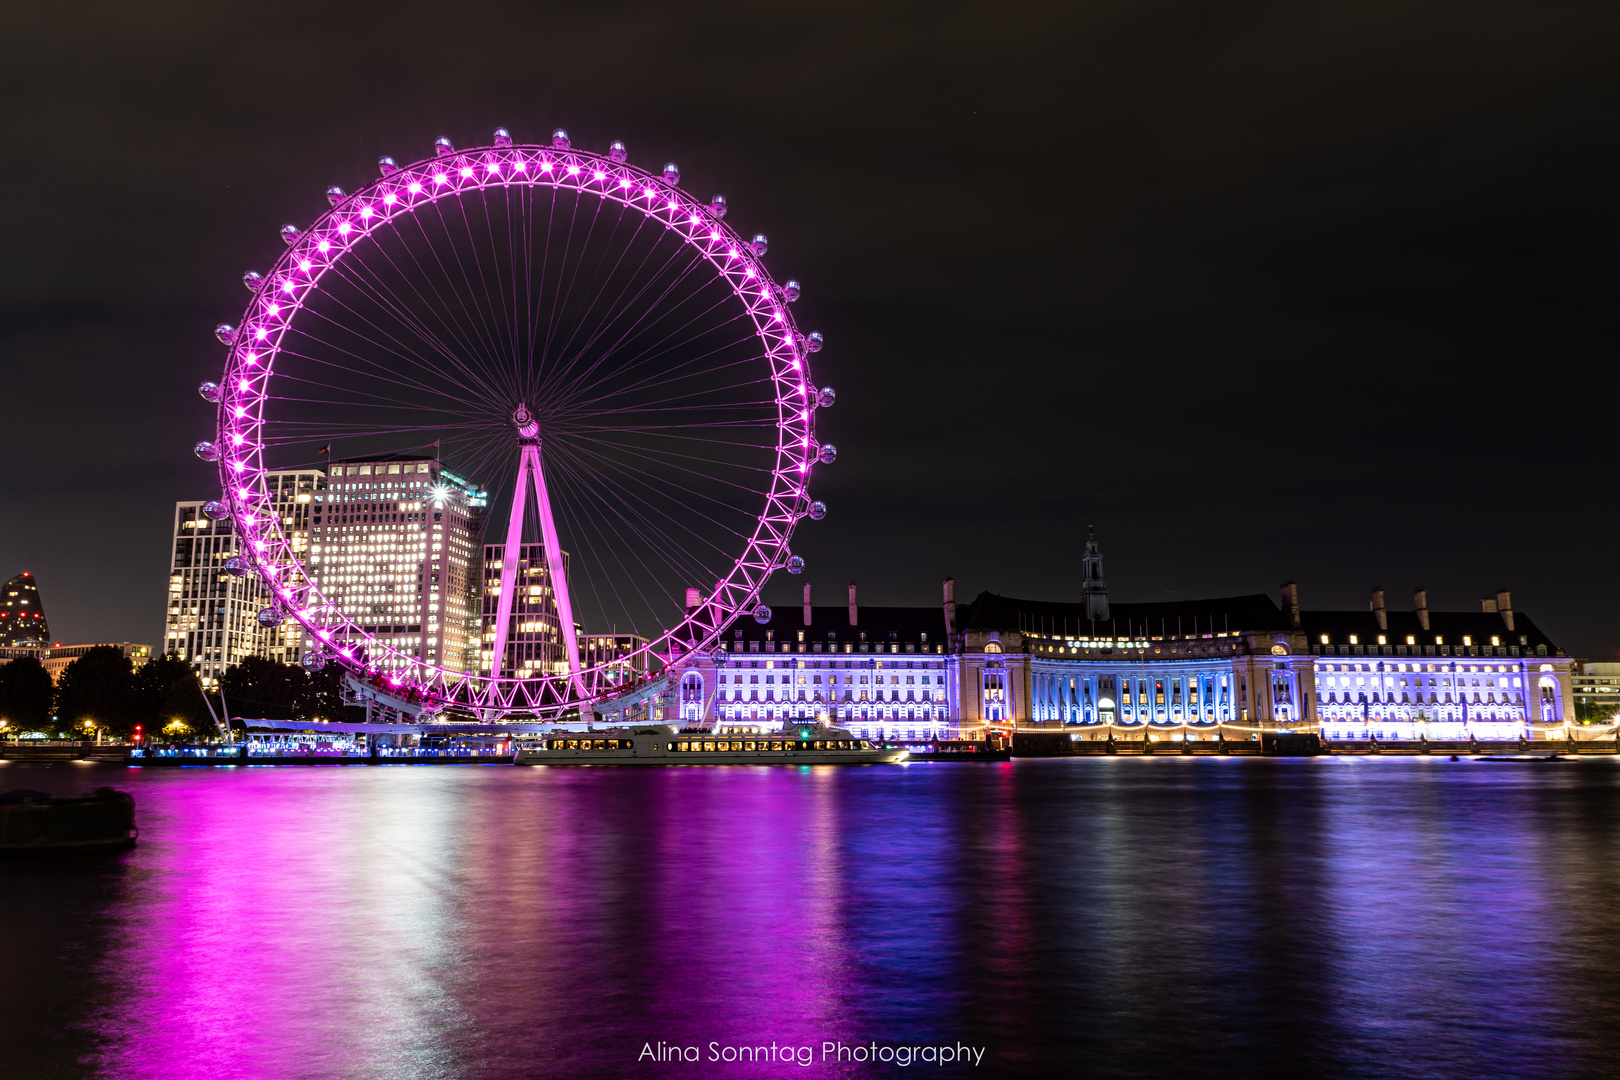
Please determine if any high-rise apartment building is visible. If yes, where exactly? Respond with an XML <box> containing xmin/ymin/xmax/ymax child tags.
<box><xmin>479</xmin><ymin>542</ymin><xmax>570</xmax><ymax>678</ymax></box>
<box><xmin>164</xmin><ymin>470</ymin><xmax>324</xmax><ymax>686</ymax></box>
<box><xmin>0</xmin><ymin>572</ymin><xmax>50</xmax><ymax>646</ymax></box>
<box><xmin>308</xmin><ymin>457</ymin><xmax>487</xmax><ymax>674</ymax></box>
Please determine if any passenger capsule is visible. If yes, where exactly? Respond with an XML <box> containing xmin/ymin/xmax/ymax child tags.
<box><xmin>751</xmin><ymin>233</ymin><xmax>768</xmax><ymax>256</ymax></box>
<box><xmin>214</xmin><ymin>323</ymin><xmax>237</xmax><ymax>346</ymax></box>
<box><xmin>806</xmin><ymin>331</ymin><xmax>824</xmax><ymax>353</ymax></box>
<box><xmin>280</xmin><ymin>224</ymin><xmax>301</xmax><ymax>246</ymax></box>
<box><xmin>609</xmin><ymin>140</ymin><xmax>627</xmax><ymax>162</ymax></box>
<box><xmin>202</xmin><ymin>499</ymin><xmax>231</xmax><ymax>521</ymax></box>
<box><xmin>662</xmin><ymin>162</ymin><xmax>680</xmax><ymax>185</ymax></box>
<box><xmin>223</xmin><ymin>555</ymin><xmax>248</xmax><ymax>577</ymax></box>
<box><xmin>552</xmin><ymin>128</ymin><xmax>570</xmax><ymax>148</ymax></box>
<box><xmin>257</xmin><ymin>605</ymin><xmax>285</xmax><ymax>627</ymax></box>
<box><xmin>198</xmin><ymin>381</ymin><xmax>223</xmax><ymax>403</ymax></box>
<box><xmin>242</xmin><ymin>270</ymin><xmax>264</xmax><ymax>292</ymax></box>
<box><xmin>710</xmin><ymin>194</ymin><xmax>728</xmax><ymax>218</ymax></box>
<box><xmin>434</xmin><ymin>136</ymin><xmax>454</xmax><ymax>156</ymax></box>
<box><xmin>782</xmin><ymin>280</ymin><xmax>801</xmax><ymax>302</ymax></box>
<box><xmin>493</xmin><ymin>127</ymin><xmax>513</xmax><ymax>147</ymax></box>
<box><xmin>301</xmin><ymin>651</ymin><xmax>327</xmax><ymax>672</ymax></box>
<box><xmin>807</xmin><ymin>501</ymin><xmax>827</xmax><ymax>521</ymax></box>
<box><xmin>753</xmin><ymin>603</ymin><xmax>773</xmax><ymax>624</ymax></box>
<box><xmin>325</xmin><ymin>185</ymin><xmax>347</xmax><ymax>207</ymax></box>
<box><xmin>818</xmin><ymin>386</ymin><xmax>836</xmax><ymax>408</ymax></box>
<box><xmin>194</xmin><ymin>440</ymin><xmax>220</xmax><ymax>462</ymax></box>
<box><xmin>818</xmin><ymin>443</ymin><xmax>837</xmax><ymax>465</ymax></box>
<box><xmin>378</xmin><ymin>156</ymin><xmax>399</xmax><ymax>176</ymax></box>
<box><xmin>786</xmin><ymin>555</ymin><xmax>805</xmax><ymax>575</ymax></box>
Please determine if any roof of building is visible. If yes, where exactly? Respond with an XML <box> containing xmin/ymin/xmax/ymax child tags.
<box><xmin>959</xmin><ymin>591</ymin><xmax>1291</xmax><ymax>637</ymax></box>
<box><xmin>1299</xmin><ymin>609</ymin><xmax>1561</xmax><ymax>653</ymax></box>
<box><xmin>728</xmin><ymin>603</ymin><xmax>946</xmax><ymax>642</ymax></box>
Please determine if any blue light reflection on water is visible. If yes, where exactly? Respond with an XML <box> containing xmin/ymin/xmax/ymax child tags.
<box><xmin>3</xmin><ymin>757</ymin><xmax>1620</xmax><ymax>1079</ymax></box>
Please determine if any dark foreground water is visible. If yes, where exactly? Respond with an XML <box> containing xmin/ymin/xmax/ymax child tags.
<box><xmin>4</xmin><ymin>756</ymin><xmax>1620</xmax><ymax>1080</ymax></box>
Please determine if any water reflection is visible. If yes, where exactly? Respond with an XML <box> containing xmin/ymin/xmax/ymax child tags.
<box><xmin>2</xmin><ymin>757</ymin><xmax>1619</xmax><ymax>1078</ymax></box>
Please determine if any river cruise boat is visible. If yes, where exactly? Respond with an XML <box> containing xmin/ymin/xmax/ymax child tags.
<box><xmin>513</xmin><ymin>723</ymin><xmax>908</xmax><ymax>766</ymax></box>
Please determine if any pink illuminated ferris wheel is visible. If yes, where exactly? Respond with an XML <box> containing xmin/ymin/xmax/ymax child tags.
<box><xmin>194</xmin><ymin>128</ymin><xmax>836</xmax><ymax>721</ymax></box>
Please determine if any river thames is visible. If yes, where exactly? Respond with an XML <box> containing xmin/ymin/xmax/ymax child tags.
<box><xmin>4</xmin><ymin>756</ymin><xmax>1620</xmax><ymax>1079</ymax></box>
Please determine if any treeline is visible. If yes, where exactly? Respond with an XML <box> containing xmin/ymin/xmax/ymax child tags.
<box><xmin>0</xmin><ymin>649</ymin><xmax>355</xmax><ymax>740</ymax></box>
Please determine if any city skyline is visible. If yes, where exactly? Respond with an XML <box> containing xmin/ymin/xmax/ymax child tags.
<box><xmin>2</xmin><ymin>2</ymin><xmax>1614</xmax><ymax>662</ymax></box>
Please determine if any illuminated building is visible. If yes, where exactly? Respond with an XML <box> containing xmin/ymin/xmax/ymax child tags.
<box><xmin>479</xmin><ymin>542</ymin><xmax>570</xmax><ymax>678</ymax></box>
<box><xmin>308</xmin><ymin>457</ymin><xmax>487</xmax><ymax>674</ymax></box>
<box><xmin>0</xmin><ymin>641</ymin><xmax>152</xmax><ymax>682</ymax></box>
<box><xmin>668</xmin><ymin>582</ymin><xmax>957</xmax><ymax>740</ymax></box>
<box><xmin>0</xmin><ymin>572</ymin><xmax>49</xmax><ymax>646</ymax></box>
<box><xmin>1573</xmin><ymin>663</ymin><xmax>1620</xmax><ymax>723</ymax></box>
<box><xmin>664</xmin><ymin>533</ymin><xmax>1577</xmax><ymax>742</ymax></box>
<box><xmin>164</xmin><ymin>470</ymin><xmax>323</xmax><ymax>686</ymax></box>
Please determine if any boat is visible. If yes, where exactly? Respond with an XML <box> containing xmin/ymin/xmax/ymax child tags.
<box><xmin>513</xmin><ymin>723</ymin><xmax>908</xmax><ymax>766</ymax></box>
<box><xmin>0</xmin><ymin>787</ymin><xmax>137</xmax><ymax>852</ymax></box>
<box><xmin>890</xmin><ymin>739</ymin><xmax>1011</xmax><ymax>762</ymax></box>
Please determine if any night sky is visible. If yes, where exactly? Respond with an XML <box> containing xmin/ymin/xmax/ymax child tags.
<box><xmin>2</xmin><ymin>1</ymin><xmax>1615</xmax><ymax>657</ymax></box>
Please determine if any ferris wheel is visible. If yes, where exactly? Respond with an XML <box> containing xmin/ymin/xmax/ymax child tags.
<box><xmin>193</xmin><ymin>127</ymin><xmax>836</xmax><ymax>721</ymax></box>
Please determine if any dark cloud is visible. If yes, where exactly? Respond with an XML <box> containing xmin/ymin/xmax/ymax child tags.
<box><xmin>0</xmin><ymin>0</ymin><xmax>1615</xmax><ymax>654</ymax></box>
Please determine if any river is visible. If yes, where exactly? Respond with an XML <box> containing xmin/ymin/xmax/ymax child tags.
<box><xmin>4</xmin><ymin>756</ymin><xmax>1619</xmax><ymax>1078</ymax></box>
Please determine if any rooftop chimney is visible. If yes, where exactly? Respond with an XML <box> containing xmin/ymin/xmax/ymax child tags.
<box><xmin>1480</xmin><ymin>596</ymin><xmax>1497</xmax><ymax>614</ymax></box>
<box><xmin>943</xmin><ymin>577</ymin><xmax>957</xmax><ymax>636</ymax></box>
<box><xmin>848</xmin><ymin>581</ymin><xmax>858</xmax><ymax>626</ymax></box>
<box><xmin>1414</xmin><ymin>588</ymin><xmax>1429</xmax><ymax>631</ymax></box>
<box><xmin>685</xmin><ymin>587</ymin><xmax>702</xmax><ymax>611</ymax></box>
<box><xmin>1497</xmin><ymin>589</ymin><xmax>1514</xmax><ymax>632</ymax></box>
<box><xmin>1280</xmin><ymin>582</ymin><xmax>1301</xmax><ymax>630</ymax></box>
<box><xmin>803</xmin><ymin>583</ymin><xmax>813</xmax><ymax>627</ymax></box>
<box><xmin>1371</xmin><ymin>588</ymin><xmax>1387</xmax><ymax>631</ymax></box>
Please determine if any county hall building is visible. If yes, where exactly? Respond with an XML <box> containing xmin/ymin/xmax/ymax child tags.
<box><xmin>669</xmin><ymin>533</ymin><xmax>1578</xmax><ymax>743</ymax></box>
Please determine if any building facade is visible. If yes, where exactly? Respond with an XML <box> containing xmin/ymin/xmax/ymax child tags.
<box><xmin>0</xmin><ymin>641</ymin><xmax>153</xmax><ymax>682</ymax></box>
<box><xmin>479</xmin><ymin>542</ymin><xmax>570</xmax><ymax>678</ymax></box>
<box><xmin>663</xmin><ymin>539</ymin><xmax>1578</xmax><ymax>742</ymax></box>
<box><xmin>307</xmin><ymin>457</ymin><xmax>487</xmax><ymax>674</ymax></box>
<box><xmin>0</xmin><ymin>572</ymin><xmax>50</xmax><ymax>646</ymax></box>
<box><xmin>164</xmin><ymin>470</ymin><xmax>324</xmax><ymax>686</ymax></box>
<box><xmin>1573</xmin><ymin>662</ymin><xmax>1620</xmax><ymax>724</ymax></box>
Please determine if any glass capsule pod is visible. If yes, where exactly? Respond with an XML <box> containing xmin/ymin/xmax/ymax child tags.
<box><xmin>807</xmin><ymin>501</ymin><xmax>827</xmax><ymax>521</ymax></box>
<box><xmin>609</xmin><ymin>140</ymin><xmax>627</xmax><ymax>162</ymax></box>
<box><xmin>806</xmin><ymin>331</ymin><xmax>824</xmax><ymax>353</ymax></box>
<box><xmin>434</xmin><ymin>136</ymin><xmax>454</xmax><ymax>156</ymax></box>
<box><xmin>198</xmin><ymin>381</ymin><xmax>222</xmax><ymax>403</ymax></box>
<box><xmin>817</xmin><ymin>386</ymin><xmax>836</xmax><ymax>408</ymax></box>
<box><xmin>214</xmin><ymin>323</ymin><xmax>236</xmax><ymax>345</ymax></box>
<box><xmin>279</xmin><ymin>224</ymin><xmax>301</xmax><ymax>245</ymax></box>
<box><xmin>257</xmin><ymin>606</ymin><xmax>285</xmax><ymax>627</ymax></box>
<box><xmin>551</xmin><ymin>128</ymin><xmax>570</xmax><ymax>148</ymax></box>
<box><xmin>325</xmin><ymin>185</ymin><xmax>346</xmax><ymax>207</ymax></box>
<box><xmin>818</xmin><ymin>443</ymin><xmax>837</xmax><ymax>464</ymax></box>
<box><xmin>301</xmin><ymin>652</ymin><xmax>327</xmax><ymax>672</ymax></box>
<box><xmin>786</xmin><ymin>555</ymin><xmax>806</xmax><ymax>575</ymax></box>
<box><xmin>710</xmin><ymin>194</ymin><xmax>728</xmax><ymax>218</ymax></box>
<box><xmin>782</xmin><ymin>280</ymin><xmax>801</xmax><ymax>302</ymax></box>
<box><xmin>194</xmin><ymin>440</ymin><xmax>220</xmax><ymax>462</ymax></box>
<box><xmin>753</xmin><ymin>604</ymin><xmax>773</xmax><ymax>624</ymax></box>
<box><xmin>242</xmin><ymin>270</ymin><xmax>264</xmax><ymax>292</ymax></box>
<box><xmin>662</xmin><ymin>162</ymin><xmax>680</xmax><ymax>185</ymax></box>
<box><xmin>493</xmin><ymin>127</ymin><xmax>513</xmax><ymax>147</ymax></box>
<box><xmin>202</xmin><ymin>499</ymin><xmax>231</xmax><ymax>521</ymax></box>
<box><xmin>223</xmin><ymin>556</ymin><xmax>248</xmax><ymax>577</ymax></box>
<box><xmin>378</xmin><ymin>156</ymin><xmax>399</xmax><ymax>176</ymax></box>
<box><xmin>751</xmin><ymin>233</ymin><xmax>768</xmax><ymax>256</ymax></box>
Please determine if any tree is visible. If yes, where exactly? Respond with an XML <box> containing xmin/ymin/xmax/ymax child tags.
<box><xmin>54</xmin><ymin>646</ymin><xmax>136</xmax><ymax>736</ymax></box>
<box><xmin>132</xmin><ymin>653</ymin><xmax>197</xmax><ymax>723</ymax></box>
<box><xmin>301</xmin><ymin>662</ymin><xmax>360</xmax><ymax>722</ymax></box>
<box><xmin>160</xmin><ymin>673</ymin><xmax>218</xmax><ymax>741</ymax></box>
<box><xmin>0</xmin><ymin>656</ymin><xmax>54</xmax><ymax>734</ymax></box>
<box><xmin>220</xmin><ymin>656</ymin><xmax>308</xmax><ymax>721</ymax></box>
